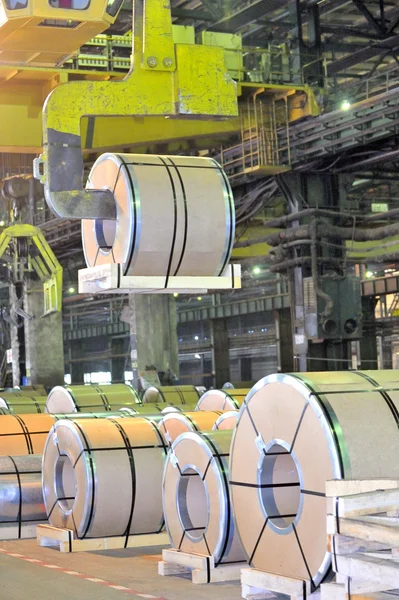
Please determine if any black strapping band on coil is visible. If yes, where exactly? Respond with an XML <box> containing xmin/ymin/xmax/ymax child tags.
<box><xmin>289</xmin><ymin>374</ymin><xmax>346</xmax><ymax>479</ymax></box>
<box><xmin>210</xmin><ymin>159</ymin><xmax>235</xmax><ymax>278</ymax></box>
<box><xmin>241</xmin><ymin>397</ymin><xmax>260</xmax><ymax>439</ymax></box>
<box><xmin>290</xmin><ymin>402</ymin><xmax>309</xmax><ymax>454</ymax></box>
<box><xmin>175</xmin><ymin>388</ymin><xmax>185</xmax><ymax>405</ymax></box>
<box><xmin>201</xmin><ymin>435</ymin><xmax>231</xmax><ymax>567</ymax></box>
<box><xmin>8</xmin><ymin>456</ymin><xmax>22</xmax><ymax>539</ymax></box>
<box><xmin>68</xmin><ymin>530</ymin><xmax>73</xmax><ymax>553</ymax></box>
<box><xmin>158</xmin><ymin>156</ymin><xmax>179</xmax><ymax>289</ymax></box>
<box><xmin>71</xmin><ymin>420</ymin><xmax>96</xmax><ymax>539</ymax></box>
<box><xmin>181</xmin><ymin>413</ymin><xmax>200</xmax><ymax>432</ymax></box>
<box><xmin>166</xmin><ymin>157</ymin><xmax>188</xmax><ymax>277</ymax></box>
<box><xmin>248</xmin><ymin>517</ymin><xmax>268</xmax><ymax>566</ymax></box>
<box><xmin>206</xmin><ymin>556</ymin><xmax>211</xmax><ymax>584</ymax></box>
<box><xmin>229</xmin><ymin>480</ymin><xmax>300</xmax><ymax>489</ymax></box>
<box><xmin>108</xmin><ymin>418</ymin><xmax>136</xmax><ymax>548</ymax></box>
<box><xmin>353</xmin><ymin>372</ymin><xmax>399</xmax><ymax>428</ymax></box>
<box><xmin>118</xmin><ymin>155</ymin><xmax>138</xmax><ymax>277</ymax></box>
<box><xmin>143</xmin><ymin>417</ymin><xmax>168</xmax><ymax>531</ymax></box>
<box><xmin>292</xmin><ymin>523</ymin><xmax>316</xmax><ymax>592</ymax></box>
<box><xmin>13</xmin><ymin>415</ymin><xmax>33</xmax><ymax>454</ymax></box>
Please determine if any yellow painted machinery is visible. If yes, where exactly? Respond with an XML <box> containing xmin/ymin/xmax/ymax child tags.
<box><xmin>0</xmin><ymin>0</ymin><xmax>123</xmax><ymax>66</ymax></box>
<box><xmin>0</xmin><ymin>224</ymin><xmax>62</xmax><ymax>314</ymax></box>
<box><xmin>33</xmin><ymin>0</ymin><xmax>238</xmax><ymax>219</ymax></box>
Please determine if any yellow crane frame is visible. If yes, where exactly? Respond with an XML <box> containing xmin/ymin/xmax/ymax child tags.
<box><xmin>0</xmin><ymin>224</ymin><xmax>62</xmax><ymax>314</ymax></box>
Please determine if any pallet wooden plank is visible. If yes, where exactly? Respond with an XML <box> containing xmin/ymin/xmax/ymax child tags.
<box><xmin>334</xmin><ymin>553</ymin><xmax>399</xmax><ymax>589</ymax></box>
<box><xmin>241</xmin><ymin>568</ymin><xmax>312</xmax><ymax>596</ymax></box>
<box><xmin>328</xmin><ymin>534</ymin><xmax>390</xmax><ymax>556</ymax></box>
<box><xmin>159</xmin><ymin>549</ymin><xmax>245</xmax><ymax>584</ymax></box>
<box><xmin>192</xmin><ymin>563</ymin><xmax>243</xmax><ymax>584</ymax></box>
<box><xmin>37</xmin><ymin>524</ymin><xmax>169</xmax><ymax>553</ymax></box>
<box><xmin>327</xmin><ymin>515</ymin><xmax>399</xmax><ymax>546</ymax></box>
<box><xmin>332</xmin><ymin>489</ymin><xmax>399</xmax><ymax>518</ymax></box>
<box><xmin>79</xmin><ymin>263</ymin><xmax>242</xmax><ymax>295</ymax></box>
<box><xmin>326</xmin><ymin>480</ymin><xmax>399</xmax><ymax>498</ymax></box>
<box><xmin>162</xmin><ymin>548</ymin><xmax>215</xmax><ymax>570</ymax></box>
<box><xmin>320</xmin><ymin>582</ymin><xmax>345</xmax><ymax>600</ymax></box>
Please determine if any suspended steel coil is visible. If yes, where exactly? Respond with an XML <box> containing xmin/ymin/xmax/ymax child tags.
<box><xmin>212</xmin><ymin>411</ymin><xmax>238</xmax><ymax>431</ymax></box>
<box><xmin>82</xmin><ymin>154</ymin><xmax>235</xmax><ymax>277</ymax></box>
<box><xmin>163</xmin><ymin>430</ymin><xmax>245</xmax><ymax>565</ymax></box>
<box><xmin>158</xmin><ymin>411</ymin><xmax>222</xmax><ymax>445</ymax></box>
<box><xmin>45</xmin><ymin>384</ymin><xmax>140</xmax><ymax>413</ymax></box>
<box><xmin>42</xmin><ymin>417</ymin><xmax>167</xmax><ymax>539</ymax></box>
<box><xmin>196</xmin><ymin>389</ymin><xmax>249</xmax><ymax>411</ymax></box>
<box><xmin>229</xmin><ymin>370</ymin><xmax>399</xmax><ymax>588</ymax></box>
<box><xmin>142</xmin><ymin>385</ymin><xmax>202</xmax><ymax>405</ymax></box>
<box><xmin>0</xmin><ymin>455</ymin><xmax>46</xmax><ymax>539</ymax></box>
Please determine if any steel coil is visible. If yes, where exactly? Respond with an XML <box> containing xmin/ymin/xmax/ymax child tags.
<box><xmin>142</xmin><ymin>385</ymin><xmax>201</xmax><ymax>405</ymax></box>
<box><xmin>0</xmin><ymin>414</ymin><xmax>56</xmax><ymax>455</ymax></box>
<box><xmin>196</xmin><ymin>389</ymin><xmax>249</xmax><ymax>411</ymax></box>
<box><xmin>0</xmin><ymin>455</ymin><xmax>46</xmax><ymax>539</ymax></box>
<box><xmin>159</xmin><ymin>411</ymin><xmax>222</xmax><ymax>445</ymax></box>
<box><xmin>46</xmin><ymin>384</ymin><xmax>139</xmax><ymax>413</ymax></box>
<box><xmin>0</xmin><ymin>393</ymin><xmax>46</xmax><ymax>414</ymax></box>
<box><xmin>212</xmin><ymin>411</ymin><xmax>238</xmax><ymax>430</ymax></box>
<box><xmin>163</xmin><ymin>430</ymin><xmax>245</xmax><ymax>564</ymax></box>
<box><xmin>42</xmin><ymin>416</ymin><xmax>167</xmax><ymax>539</ymax></box>
<box><xmin>230</xmin><ymin>370</ymin><xmax>399</xmax><ymax>587</ymax></box>
<box><xmin>82</xmin><ymin>153</ymin><xmax>234</xmax><ymax>277</ymax></box>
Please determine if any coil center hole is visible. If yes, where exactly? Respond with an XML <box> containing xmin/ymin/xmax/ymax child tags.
<box><xmin>258</xmin><ymin>443</ymin><xmax>301</xmax><ymax>531</ymax></box>
<box><xmin>95</xmin><ymin>218</ymin><xmax>117</xmax><ymax>250</ymax></box>
<box><xmin>55</xmin><ymin>454</ymin><xmax>77</xmax><ymax>513</ymax></box>
<box><xmin>177</xmin><ymin>467</ymin><xmax>209</xmax><ymax>542</ymax></box>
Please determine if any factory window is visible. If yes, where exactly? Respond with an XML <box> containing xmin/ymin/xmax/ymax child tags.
<box><xmin>106</xmin><ymin>0</ymin><xmax>123</xmax><ymax>17</ymax></box>
<box><xmin>84</xmin><ymin>371</ymin><xmax>112</xmax><ymax>384</ymax></box>
<box><xmin>48</xmin><ymin>0</ymin><xmax>90</xmax><ymax>10</ymax></box>
<box><xmin>64</xmin><ymin>374</ymin><xmax>72</xmax><ymax>385</ymax></box>
<box><xmin>39</xmin><ymin>18</ymin><xmax>80</xmax><ymax>27</ymax></box>
<box><xmin>5</xmin><ymin>0</ymin><xmax>28</xmax><ymax>9</ymax></box>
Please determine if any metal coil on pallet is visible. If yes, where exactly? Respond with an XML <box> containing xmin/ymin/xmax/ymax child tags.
<box><xmin>158</xmin><ymin>411</ymin><xmax>223</xmax><ymax>445</ymax></box>
<box><xmin>42</xmin><ymin>417</ymin><xmax>167</xmax><ymax>539</ymax></box>
<box><xmin>142</xmin><ymin>385</ymin><xmax>201</xmax><ymax>405</ymax></box>
<box><xmin>0</xmin><ymin>455</ymin><xmax>46</xmax><ymax>539</ymax></box>
<box><xmin>229</xmin><ymin>370</ymin><xmax>399</xmax><ymax>588</ymax></box>
<box><xmin>82</xmin><ymin>153</ymin><xmax>235</xmax><ymax>278</ymax></box>
<box><xmin>212</xmin><ymin>411</ymin><xmax>238</xmax><ymax>431</ymax></box>
<box><xmin>196</xmin><ymin>389</ymin><xmax>249</xmax><ymax>411</ymax></box>
<box><xmin>163</xmin><ymin>430</ymin><xmax>245</xmax><ymax>564</ymax></box>
<box><xmin>45</xmin><ymin>384</ymin><xmax>140</xmax><ymax>413</ymax></box>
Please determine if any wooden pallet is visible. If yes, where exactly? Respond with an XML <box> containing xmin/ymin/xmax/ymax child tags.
<box><xmin>241</xmin><ymin>567</ymin><xmax>318</xmax><ymax>600</ymax></box>
<box><xmin>37</xmin><ymin>524</ymin><xmax>169</xmax><ymax>553</ymax></box>
<box><xmin>325</xmin><ymin>479</ymin><xmax>399</xmax><ymax>599</ymax></box>
<box><xmin>158</xmin><ymin>548</ymin><xmax>245</xmax><ymax>584</ymax></box>
<box><xmin>79</xmin><ymin>263</ymin><xmax>242</xmax><ymax>295</ymax></box>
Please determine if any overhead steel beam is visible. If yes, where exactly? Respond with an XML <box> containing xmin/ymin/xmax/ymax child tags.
<box><xmin>327</xmin><ymin>34</ymin><xmax>399</xmax><ymax>74</ymax></box>
<box><xmin>351</xmin><ymin>0</ymin><xmax>386</xmax><ymax>35</ymax></box>
<box><xmin>171</xmin><ymin>8</ymin><xmax>215</xmax><ymax>21</ymax></box>
<box><xmin>207</xmin><ymin>0</ymin><xmax>282</xmax><ymax>33</ymax></box>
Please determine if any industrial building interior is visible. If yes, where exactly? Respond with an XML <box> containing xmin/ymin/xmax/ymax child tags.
<box><xmin>0</xmin><ymin>0</ymin><xmax>398</xmax><ymax>598</ymax></box>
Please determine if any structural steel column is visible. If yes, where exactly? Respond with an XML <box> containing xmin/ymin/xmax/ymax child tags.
<box><xmin>359</xmin><ymin>296</ymin><xmax>378</xmax><ymax>369</ymax></box>
<box><xmin>210</xmin><ymin>318</ymin><xmax>230</xmax><ymax>388</ymax></box>
<box><xmin>274</xmin><ymin>307</ymin><xmax>294</xmax><ymax>372</ymax></box>
<box><xmin>23</xmin><ymin>281</ymin><xmax>64</xmax><ymax>387</ymax></box>
<box><xmin>128</xmin><ymin>294</ymin><xmax>179</xmax><ymax>382</ymax></box>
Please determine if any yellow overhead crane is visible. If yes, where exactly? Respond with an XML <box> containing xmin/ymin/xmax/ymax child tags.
<box><xmin>0</xmin><ymin>0</ymin><xmax>320</xmax><ymax>156</ymax></box>
<box><xmin>0</xmin><ymin>0</ymin><xmax>123</xmax><ymax>67</ymax></box>
<box><xmin>0</xmin><ymin>224</ymin><xmax>62</xmax><ymax>314</ymax></box>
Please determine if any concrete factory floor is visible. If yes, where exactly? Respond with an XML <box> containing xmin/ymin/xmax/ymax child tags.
<box><xmin>0</xmin><ymin>539</ymin><xmax>243</xmax><ymax>600</ymax></box>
